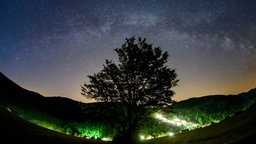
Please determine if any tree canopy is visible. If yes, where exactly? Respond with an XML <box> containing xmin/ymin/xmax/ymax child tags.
<box><xmin>81</xmin><ymin>36</ymin><xmax>179</xmax><ymax>141</ymax></box>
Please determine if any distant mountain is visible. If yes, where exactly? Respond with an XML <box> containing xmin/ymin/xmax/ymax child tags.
<box><xmin>238</xmin><ymin>88</ymin><xmax>256</xmax><ymax>99</ymax></box>
<box><xmin>0</xmin><ymin>72</ymin><xmax>120</xmax><ymax>140</ymax></box>
<box><xmin>0</xmin><ymin>72</ymin><xmax>44</xmax><ymax>104</ymax></box>
<box><xmin>1</xmin><ymin>71</ymin><xmax>255</xmax><ymax>124</ymax></box>
<box><xmin>173</xmin><ymin>88</ymin><xmax>256</xmax><ymax>110</ymax></box>
<box><xmin>0</xmin><ymin>72</ymin><xmax>86</xmax><ymax>121</ymax></box>
<box><xmin>1</xmin><ymin>71</ymin><xmax>256</xmax><ymax>141</ymax></box>
<box><xmin>170</xmin><ymin>91</ymin><xmax>256</xmax><ymax>125</ymax></box>
<box><xmin>0</xmin><ymin>71</ymin><xmax>120</xmax><ymax>124</ymax></box>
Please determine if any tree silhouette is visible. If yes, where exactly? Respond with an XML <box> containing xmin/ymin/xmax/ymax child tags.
<box><xmin>81</xmin><ymin>36</ymin><xmax>179</xmax><ymax>142</ymax></box>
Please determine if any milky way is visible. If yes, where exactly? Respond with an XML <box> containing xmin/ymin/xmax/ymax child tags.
<box><xmin>1</xmin><ymin>0</ymin><xmax>256</xmax><ymax>102</ymax></box>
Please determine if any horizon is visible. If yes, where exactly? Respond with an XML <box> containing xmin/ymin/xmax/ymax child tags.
<box><xmin>1</xmin><ymin>70</ymin><xmax>255</xmax><ymax>103</ymax></box>
<box><xmin>1</xmin><ymin>0</ymin><xmax>256</xmax><ymax>102</ymax></box>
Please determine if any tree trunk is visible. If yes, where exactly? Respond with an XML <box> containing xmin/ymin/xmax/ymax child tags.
<box><xmin>126</xmin><ymin>103</ymin><xmax>139</xmax><ymax>142</ymax></box>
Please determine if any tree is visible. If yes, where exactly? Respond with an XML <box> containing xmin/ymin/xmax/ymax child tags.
<box><xmin>81</xmin><ymin>36</ymin><xmax>179</xmax><ymax>142</ymax></box>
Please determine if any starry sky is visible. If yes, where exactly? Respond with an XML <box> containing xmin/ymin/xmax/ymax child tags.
<box><xmin>1</xmin><ymin>0</ymin><xmax>256</xmax><ymax>103</ymax></box>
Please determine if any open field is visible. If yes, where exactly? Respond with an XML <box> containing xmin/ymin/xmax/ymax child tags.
<box><xmin>0</xmin><ymin>104</ymin><xmax>109</xmax><ymax>144</ymax></box>
<box><xmin>1</xmin><ymin>102</ymin><xmax>256</xmax><ymax>144</ymax></box>
<box><xmin>140</xmin><ymin>103</ymin><xmax>256</xmax><ymax>144</ymax></box>
<box><xmin>1</xmin><ymin>72</ymin><xmax>256</xmax><ymax>143</ymax></box>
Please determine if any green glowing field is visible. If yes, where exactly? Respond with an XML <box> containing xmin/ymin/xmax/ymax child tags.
<box><xmin>6</xmin><ymin>94</ymin><xmax>255</xmax><ymax>142</ymax></box>
<box><xmin>140</xmin><ymin>103</ymin><xmax>256</xmax><ymax>144</ymax></box>
<box><xmin>0</xmin><ymin>104</ymin><xmax>110</xmax><ymax>144</ymax></box>
<box><xmin>2</xmin><ymin>91</ymin><xmax>256</xmax><ymax>143</ymax></box>
<box><xmin>1</xmin><ymin>102</ymin><xmax>256</xmax><ymax>144</ymax></box>
<box><xmin>1</xmin><ymin>72</ymin><xmax>256</xmax><ymax>143</ymax></box>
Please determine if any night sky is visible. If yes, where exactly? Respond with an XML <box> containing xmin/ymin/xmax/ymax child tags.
<box><xmin>1</xmin><ymin>0</ymin><xmax>256</xmax><ymax>103</ymax></box>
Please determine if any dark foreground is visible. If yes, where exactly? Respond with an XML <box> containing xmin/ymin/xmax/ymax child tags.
<box><xmin>0</xmin><ymin>104</ymin><xmax>109</xmax><ymax>144</ymax></box>
<box><xmin>1</xmin><ymin>102</ymin><xmax>256</xmax><ymax>144</ymax></box>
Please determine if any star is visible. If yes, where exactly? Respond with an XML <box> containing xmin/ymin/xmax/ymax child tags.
<box><xmin>0</xmin><ymin>0</ymin><xmax>255</xmax><ymax>102</ymax></box>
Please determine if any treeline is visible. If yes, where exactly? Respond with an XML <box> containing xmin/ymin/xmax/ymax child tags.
<box><xmin>6</xmin><ymin>103</ymin><xmax>116</xmax><ymax>140</ymax></box>
<box><xmin>5</xmin><ymin>92</ymin><xmax>256</xmax><ymax>140</ymax></box>
<box><xmin>2</xmin><ymin>84</ymin><xmax>256</xmax><ymax>140</ymax></box>
<box><xmin>137</xmin><ymin>93</ymin><xmax>256</xmax><ymax>137</ymax></box>
<box><xmin>170</xmin><ymin>94</ymin><xmax>256</xmax><ymax>126</ymax></box>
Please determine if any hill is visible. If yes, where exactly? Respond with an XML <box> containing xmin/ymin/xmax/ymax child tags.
<box><xmin>0</xmin><ymin>72</ymin><xmax>118</xmax><ymax>140</ymax></box>
<box><xmin>0</xmin><ymin>104</ymin><xmax>109</xmax><ymax>144</ymax></box>
<box><xmin>169</xmin><ymin>91</ymin><xmax>256</xmax><ymax>126</ymax></box>
<box><xmin>140</xmin><ymin>102</ymin><xmax>256</xmax><ymax>144</ymax></box>
<box><xmin>0</xmin><ymin>71</ymin><xmax>256</xmax><ymax>143</ymax></box>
